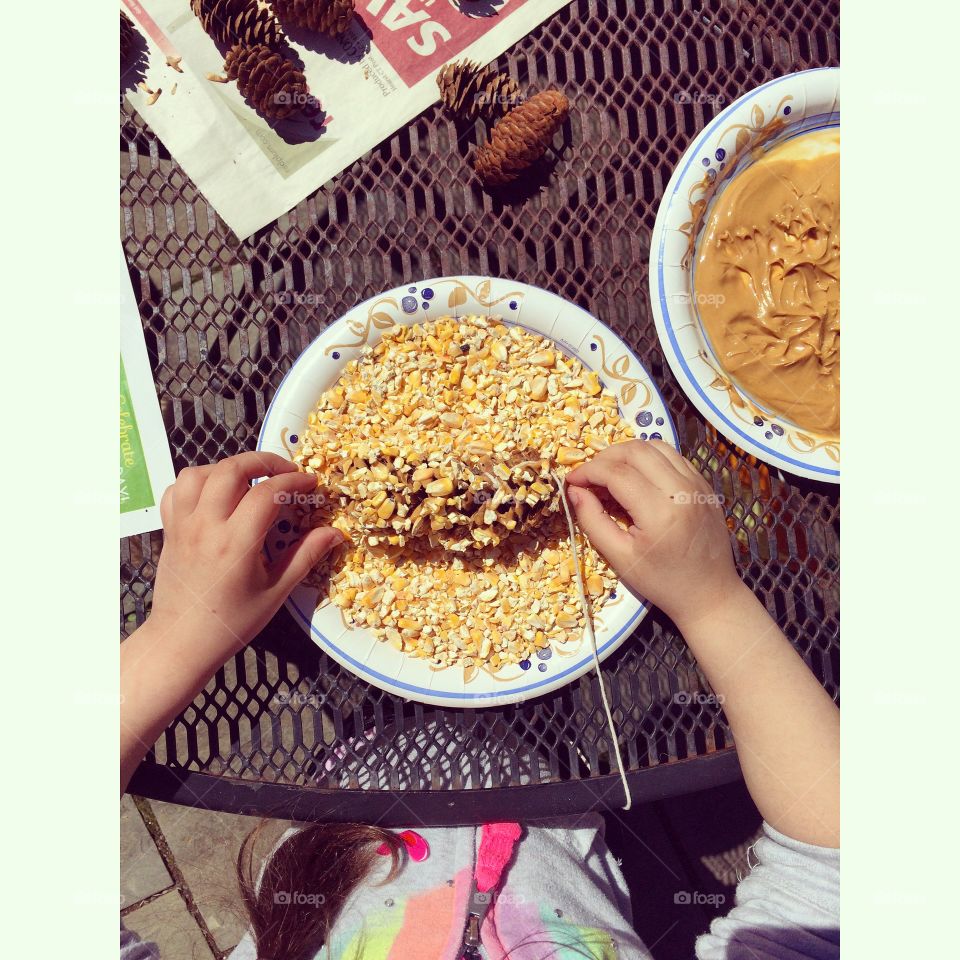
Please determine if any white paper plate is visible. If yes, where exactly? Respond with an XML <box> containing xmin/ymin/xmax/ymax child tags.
<box><xmin>257</xmin><ymin>276</ymin><xmax>677</xmax><ymax>707</ymax></box>
<box><xmin>650</xmin><ymin>67</ymin><xmax>840</xmax><ymax>483</ymax></box>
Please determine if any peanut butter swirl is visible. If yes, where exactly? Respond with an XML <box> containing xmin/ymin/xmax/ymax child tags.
<box><xmin>694</xmin><ymin>129</ymin><xmax>840</xmax><ymax>436</ymax></box>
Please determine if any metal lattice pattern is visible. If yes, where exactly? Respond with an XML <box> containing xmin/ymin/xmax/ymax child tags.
<box><xmin>121</xmin><ymin>0</ymin><xmax>839</xmax><ymax>818</ymax></box>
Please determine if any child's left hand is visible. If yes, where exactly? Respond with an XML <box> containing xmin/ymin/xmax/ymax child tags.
<box><xmin>149</xmin><ymin>452</ymin><xmax>342</xmax><ymax>672</ymax></box>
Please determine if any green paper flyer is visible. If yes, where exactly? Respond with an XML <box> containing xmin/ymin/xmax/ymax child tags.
<box><xmin>120</xmin><ymin>247</ymin><xmax>175</xmax><ymax>536</ymax></box>
<box><xmin>120</xmin><ymin>356</ymin><xmax>155</xmax><ymax>514</ymax></box>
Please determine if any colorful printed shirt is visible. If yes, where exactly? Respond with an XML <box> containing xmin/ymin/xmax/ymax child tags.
<box><xmin>121</xmin><ymin>816</ymin><xmax>840</xmax><ymax>960</ymax></box>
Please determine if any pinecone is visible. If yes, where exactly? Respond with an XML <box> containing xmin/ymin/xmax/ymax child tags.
<box><xmin>272</xmin><ymin>0</ymin><xmax>356</xmax><ymax>36</ymax></box>
<box><xmin>192</xmin><ymin>0</ymin><xmax>284</xmax><ymax>50</ymax></box>
<box><xmin>437</xmin><ymin>59</ymin><xmax>521</xmax><ymax>123</ymax></box>
<box><xmin>472</xmin><ymin>90</ymin><xmax>570</xmax><ymax>187</ymax></box>
<box><xmin>224</xmin><ymin>43</ymin><xmax>310</xmax><ymax>121</ymax></box>
<box><xmin>120</xmin><ymin>11</ymin><xmax>139</xmax><ymax>64</ymax></box>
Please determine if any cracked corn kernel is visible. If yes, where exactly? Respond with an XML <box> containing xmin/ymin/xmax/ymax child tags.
<box><xmin>528</xmin><ymin>349</ymin><xmax>555</xmax><ymax>367</ymax></box>
<box><xmin>425</xmin><ymin>477</ymin><xmax>454</xmax><ymax>496</ymax></box>
<box><xmin>584</xmin><ymin>371</ymin><xmax>602</xmax><ymax>396</ymax></box>
<box><xmin>557</xmin><ymin>447</ymin><xmax>588</xmax><ymax>465</ymax></box>
<box><xmin>293</xmin><ymin>314</ymin><xmax>635</xmax><ymax>669</ymax></box>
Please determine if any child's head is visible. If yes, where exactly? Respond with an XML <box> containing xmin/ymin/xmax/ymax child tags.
<box><xmin>239</xmin><ymin>821</ymin><xmax>404</xmax><ymax>960</ymax></box>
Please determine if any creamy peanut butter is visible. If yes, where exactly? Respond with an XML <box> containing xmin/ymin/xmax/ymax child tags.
<box><xmin>694</xmin><ymin>129</ymin><xmax>840</xmax><ymax>436</ymax></box>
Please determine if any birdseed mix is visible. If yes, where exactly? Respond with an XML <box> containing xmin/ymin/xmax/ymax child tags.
<box><xmin>294</xmin><ymin>314</ymin><xmax>635</xmax><ymax>670</ymax></box>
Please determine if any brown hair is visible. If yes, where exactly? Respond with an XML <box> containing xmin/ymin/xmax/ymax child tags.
<box><xmin>237</xmin><ymin>821</ymin><xmax>404</xmax><ymax>960</ymax></box>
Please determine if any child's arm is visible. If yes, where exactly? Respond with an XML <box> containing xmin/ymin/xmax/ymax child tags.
<box><xmin>121</xmin><ymin>453</ymin><xmax>342</xmax><ymax>794</ymax></box>
<box><xmin>567</xmin><ymin>440</ymin><xmax>839</xmax><ymax>847</ymax></box>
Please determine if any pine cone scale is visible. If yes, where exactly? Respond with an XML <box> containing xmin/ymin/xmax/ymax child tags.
<box><xmin>193</xmin><ymin>0</ymin><xmax>285</xmax><ymax>50</ymax></box>
<box><xmin>224</xmin><ymin>42</ymin><xmax>308</xmax><ymax>121</ymax></box>
<box><xmin>120</xmin><ymin>11</ymin><xmax>139</xmax><ymax>65</ymax></box>
<box><xmin>438</xmin><ymin>58</ymin><xmax>521</xmax><ymax>123</ymax></box>
<box><xmin>272</xmin><ymin>0</ymin><xmax>356</xmax><ymax>36</ymax></box>
<box><xmin>473</xmin><ymin>90</ymin><xmax>570</xmax><ymax>186</ymax></box>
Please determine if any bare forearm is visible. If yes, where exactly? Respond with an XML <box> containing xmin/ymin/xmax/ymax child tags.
<box><xmin>676</xmin><ymin>582</ymin><xmax>840</xmax><ymax>847</ymax></box>
<box><xmin>120</xmin><ymin>620</ymin><xmax>217</xmax><ymax>794</ymax></box>
<box><xmin>120</xmin><ymin>455</ymin><xmax>343</xmax><ymax>795</ymax></box>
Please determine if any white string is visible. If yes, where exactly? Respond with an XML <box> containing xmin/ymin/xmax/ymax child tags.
<box><xmin>551</xmin><ymin>471</ymin><xmax>633</xmax><ymax>811</ymax></box>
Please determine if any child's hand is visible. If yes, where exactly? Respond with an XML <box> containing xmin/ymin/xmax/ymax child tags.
<box><xmin>149</xmin><ymin>452</ymin><xmax>342</xmax><ymax>671</ymax></box>
<box><xmin>565</xmin><ymin>440</ymin><xmax>741</xmax><ymax>629</ymax></box>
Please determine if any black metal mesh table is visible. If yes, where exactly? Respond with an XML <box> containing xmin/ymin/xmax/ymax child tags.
<box><xmin>121</xmin><ymin>0</ymin><xmax>840</xmax><ymax>824</ymax></box>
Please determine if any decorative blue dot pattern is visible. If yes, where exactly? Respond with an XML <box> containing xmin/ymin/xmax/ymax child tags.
<box><xmin>520</xmin><ymin>660</ymin><xmax>531</xmax><ymax>671</ymax></box>
<box><xmin>636</xmin><ymin>410</ymin><xmax>653</xmax><ymax>427</ymax></box>
<box><xmin>422</xmin><ymin>288</ymin><xmax>434</xmax><ymax>300</ymax></box>
<box><xmin>331</xmin><ymin>352</ymin><xmax>340</xmax><ymax>360</ymax></box>
<box><xmin>401</xmin><ymin>295</ymin><xmax>418</xmax><ymax>313</ymax></box>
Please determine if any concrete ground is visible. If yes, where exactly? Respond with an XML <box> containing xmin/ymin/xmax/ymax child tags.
<box><xmin>120</xmin><ymin>780</ymin><xmax>760</xmax><ymax>959</ymax></box>
<box><xmin>121</xmin><ymin>795</ymin><xmax>296</xmax><ymax>959</ymax></box>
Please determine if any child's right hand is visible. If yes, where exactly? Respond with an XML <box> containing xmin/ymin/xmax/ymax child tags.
<box><xmin>565</xmin><ymin>440</ymin><xmax>743</xmax><ymax>629</ymax></box>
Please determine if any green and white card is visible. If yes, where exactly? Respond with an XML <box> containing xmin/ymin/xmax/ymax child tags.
<box><xmin>120</xmin><ymin>247</ymin><xmax>175</xmax><ymax>537</ymax></box>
